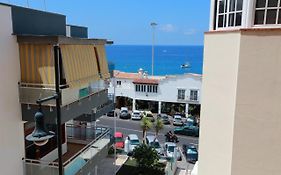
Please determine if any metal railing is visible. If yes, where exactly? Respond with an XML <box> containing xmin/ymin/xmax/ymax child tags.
<box><xmin>23</xmin><ymin>128</ymin><xmax>112</xmax><ymax>175</ymax></box>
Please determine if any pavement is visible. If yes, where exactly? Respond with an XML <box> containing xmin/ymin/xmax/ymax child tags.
<box><xmin>97</xmin><ymin>155</ymin><xmax>128</xmax><ymax>175</ymax></box>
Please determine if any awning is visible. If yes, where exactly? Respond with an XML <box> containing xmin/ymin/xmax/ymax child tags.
<box><xmin>19</xmin><ymin>44</ymin><xmax>55</xmax><ymax>86</ymax></box>
<box><xmin>60</xmin><ymin>45</ymin><xmax>100</xmax><ymax>88</ymax></box>
<box><xmin>95</xmin><ymin>45</ymin><xmax>110</xmax><ymax>79</ymax></box>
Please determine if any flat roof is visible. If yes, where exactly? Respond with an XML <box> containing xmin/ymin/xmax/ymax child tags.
<box><xmin>17</xmin><ymin>35</ymin><xmax>110</xmax><ymax>45</ymax></box>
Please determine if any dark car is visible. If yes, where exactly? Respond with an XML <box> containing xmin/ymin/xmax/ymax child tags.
<box><xmin>107</xmin><ymin>110</ymin><xmax>116</xmax><ymax>117</ymax></box>
<box><xmin>120</xmin><ymin>110</ymin><xmax>131</xmax><ymax>119</ymax></box>
<box><xmin>183</xmin><ymin>144</ymin><xmax>198</xmax><ymax>163</ymax></box>
<box><xmin>157</xmin><ymin>114</ymin><xmax>170</xmax><ymax>124</ymax></box>
<box><xmin>143</xmin><ymin>111</ymin><xmax>155</xmax><ymax>122</ymax></box>
<box><xmin>174</xmin><ymin>125</ymin><xmax>199</xmax><ymax>137</ymax></box>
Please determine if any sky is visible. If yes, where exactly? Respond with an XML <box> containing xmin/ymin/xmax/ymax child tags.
<box><xmin>1</xmin><ymin>0</ymin><xmax>211</xmax><ymax>45</ymax></box>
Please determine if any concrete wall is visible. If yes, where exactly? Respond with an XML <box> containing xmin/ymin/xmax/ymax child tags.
<box><xmin>0</xmin><ymin>4</ymin><xmax>25</xmax><ymax>175</ymax></box>
<box><xmin>231</xmin><ymin>30</ymin><xmax>281</xmax><ymax>175</ymax></box>
<box><xmin>198</xmin><ymin>32</ymin><xmax>241</xmax><ymax>175</ymax></box>
<box><xmin>108</xmin><ymin>74</ymin><xmax>202</xmax><ymax>104</ymax></box>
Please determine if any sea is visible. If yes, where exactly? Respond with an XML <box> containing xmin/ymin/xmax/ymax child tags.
<box><xmin>105</xmin><ymin>45</ymin><xmax>203</xmax><ymax>76</ymax></box>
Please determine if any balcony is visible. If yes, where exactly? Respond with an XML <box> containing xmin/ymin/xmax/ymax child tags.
<box><xmin>20</xmin><ymin>84</ymin><xmax>113</xmax><ymax>124</ymax></box>
<box><xmin>23</xmin><ymin>126</ymin><xmax>113</xmax><ymax>175</ymax></box>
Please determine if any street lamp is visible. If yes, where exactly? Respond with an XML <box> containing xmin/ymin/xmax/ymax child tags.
<box><xmin>25</xmin><ymin>45</ymin><xmax>63</xmax><ymax>175</ymax></box>
<box><xmin>150</xmin><ymin>22</ymin><xmax>157</xmax><ymax>76</ymax></box>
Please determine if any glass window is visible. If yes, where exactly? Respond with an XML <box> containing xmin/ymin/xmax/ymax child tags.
<box><xmin>215</xmin><ymin>0</ymin><xmax>243</xmax><ymax>29</ymax></box>
<box><xmin>266</xmin><ymin>9</ymin><xmax>277</xmax><ymax>24</ymax></box>
<box><xmin>178</xmin><ymin>89</ymin><xmax>185</xmax><ymax>100</ymax></box>
<box><xmin>268</xmin><ymin>0</ymin><xmax>278</xmax><ymax>7</ymax></box>
<box><xmin>279</xmin><ymin>11</ymin><xmax>281</xmax><ymax>23</ymax></box>
<box><xmin>254</xmin><ymin>0</ymin><xmax>281</xmax><ymax>25</ymax></box>
<box><xmin>190</xmin><ymin>90</ymin><xmax>198</xmax><ymax>101</ymax></box>
<box><xmin>117</xmin><ymin>81</ymin><xmax>121</xmax><ymax>85</ymax></box>
<box><xmin>255</xmin><ymin>10</ymin><xmax>265</xmax><ymax>24</ymax></box>
<box><xmin>256</xmin><ymin>0</ymin><xmax>266</xmax><ymax>8</ymax></box>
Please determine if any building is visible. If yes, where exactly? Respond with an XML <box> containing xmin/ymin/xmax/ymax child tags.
<box><xmin>199</xmin><ymin>0</ymin><xmax>281</xmax><ymax>175</ymax></box>
<box><xmin>0</xmin><ymin>3</ymin><xmax>113</xmax><ymax>175</ymax></box>
<box><xmin>108</xmin><ymin>70</ymin><xmax>202</xmax><ymax>115</ymax></box>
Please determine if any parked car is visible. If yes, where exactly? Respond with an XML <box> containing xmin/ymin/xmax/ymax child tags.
<box><xmin>164</xmin><ymin>142</ymin><xmax>182</xmax><ymax>161</ymax></box>
<box><xmin>157</xmin><ymin>113</ymin><xmax>170</xmax><ymax>124</ymax></box>
<box><xmin>107</xmin><ymin>110</ymin><xmax>116</xmax><ymax>117</ymax></box>
<box><xmin>120</xmin><ymin>107</ymin><xmax>131</xmax><ymax>119</ymax></box>
<box><xmin>183</xmin><ymin>144</ymin><xmax>198</xmax><ymax>163</ymax></box>
<box><xmin>114</xmin><ymin>132</ymin><xmax>124</xmax><ymax>149</ymax></box>
<box><xmin>173</xmin><ymin>115</ymin><xmax>183</xmax><ymax>126</ymax></box>
<box><xmin>143</xmin><ymin>111</ymin><xmax>155</xmax><ymax>122</ymax></box>
<box><xmin>185</xmin><ymin>116</ymin><xmax>197</xmax><ymax>126</ymax></box>
<box><xmin>174</xmin><ymin>125</ymin><xmax>199</xmax><ymax>137</ymax></box>
<box><xmin>132</xmin><ymin>110</ymin><xmax>142</xmax><ymax>120</ymax></box>
<box><xmin>124</xmin><ymin>134</ymin><xmax>140</xmax><ymax>154</ymax></box>
<box><xmin>146</xmin><ymin>135</ymin><xmax>162</xmax><ymax>155</ymax></box>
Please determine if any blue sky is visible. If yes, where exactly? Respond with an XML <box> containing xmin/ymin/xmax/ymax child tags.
<box><xmin>1</xmin><ymin>0</ymin><xmax>210</xmax><ymax>45</ymax></box>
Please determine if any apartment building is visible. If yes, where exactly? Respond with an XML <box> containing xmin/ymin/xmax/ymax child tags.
<box><xmin>0</xmin><ymin>3</ymin><xmax>113</xmax><ymax>175</ymax></box>
<box><xmin>199</xmin><ymin>0</ymin><xmax>281</xmax><ymax>175</ymax></box>
<box><xmin>108</xmin><ymin>70</ymin><xmax>202</xmax><ymax>115</ymax></box>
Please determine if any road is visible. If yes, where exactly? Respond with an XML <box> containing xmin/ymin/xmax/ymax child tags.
<box><xmin>96</xmin><ymin>115</ymin><xmax>199</xmax><ymax>148</ymax></box>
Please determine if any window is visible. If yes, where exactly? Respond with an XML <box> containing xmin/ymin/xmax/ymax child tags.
<box><xmin>215</xmin><ymin>0</ymin><xmax>243</xmax><ymax>29</ymax></box>
<box><xmin>178</xmin><ymin>89</ymin><xmax>186</xmax><ymax>100</ymax></box>
<box><xmin>135</xmin><ymin>84</ymin><xmax>141</xmax><ymax>92</ymax></box>
<box><xmin>117</xmin><ymin>81</ymin><xmax>121</xmax><ymax>86</ymax></box>
<box><xmin>254</xmin><ymin>0</ymin><xmax>281</xmax><ymax>25</ymax></box>
<box><xmin>135</xmin><ymin>84</ymin><xmax>158</xmax><ymax>93</ymax></box>
<box><xmin>190</xmin><ymin>90</ymin><xmax>198</xmax><ymax>101</ymax></box>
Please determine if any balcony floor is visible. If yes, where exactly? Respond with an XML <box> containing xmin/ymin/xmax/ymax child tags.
<box><xmin>54</xmin><ymin>142</ymin><xmax>86</xmax><ymax>164</ymax></box>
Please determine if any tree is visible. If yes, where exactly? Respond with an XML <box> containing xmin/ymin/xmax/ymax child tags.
<box><xmin>154</xmin><ymin>118</ymin><xmax>164</xmax><ymax>140</ymax></box>
<box><xmin>140</xmin><ymin>117</ymin><xmax>152</xmax><ymax>144</ymax></box>
<box><xmin>132</xmin><ymin>144</ymin><xmax>160</xmax><ymax>169</ymax></box>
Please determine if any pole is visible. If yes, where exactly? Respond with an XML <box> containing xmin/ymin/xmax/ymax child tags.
<box><xmin>43</xmin><ymin>0</ymin><xmax>47</xmax><ymax>11</ymax></box>
<box><xmin>113</xmin><ymin>77</ymin><xmax>117</xmax><ymax>173</ymax></box>
<box><xmin>151</xmin><ymin>22</ymin><xmax>157</xmax><ymax>76</ymax></box>
<box><xmin>54</xmin><ymin>45</ymin><xmax>63</xmax><ymax>175</ymax></box>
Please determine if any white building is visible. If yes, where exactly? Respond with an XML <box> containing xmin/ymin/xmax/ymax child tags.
<box><xmin>109</xmin><ymin>70</ymin><xmax>202</xmax><ymax>115</ymax></box>
<box><xmin>199</xmin><ymin>0</ymin><xmax>281</xmax><ymax>175</ymax></box>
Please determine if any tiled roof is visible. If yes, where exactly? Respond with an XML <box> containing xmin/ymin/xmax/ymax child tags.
<box><xmin>114</xmin><ymin>70</ymin><xmax>141</xmax><ymax>79</ymax></box>
<box><xmin>133</xmin><ymin>78</ymin><xmax>159</xmax><ymax>85</ymax></box>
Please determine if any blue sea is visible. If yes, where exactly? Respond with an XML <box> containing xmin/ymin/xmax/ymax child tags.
<box><xmin>105</xmin><ymin>45</ymin><xmax>203</xmax><ymax>75</ymax></box>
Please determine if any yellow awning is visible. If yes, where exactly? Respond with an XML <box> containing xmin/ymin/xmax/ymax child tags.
<box><xmin>95</xmin><ymin>45</ymin><xmax>110</xmax><ymax>79</ymax></box>
<box><xmin>60</xmin><ymin>45</ymin><xmax>100</xmax><ymax>88</ymax></box>
<box><xmin>19</xmin><ymin>44</ymin><xmax>55</xmax><ymax>86</ymax></box>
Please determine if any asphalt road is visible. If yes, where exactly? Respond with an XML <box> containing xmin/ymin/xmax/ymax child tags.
<box><xmin>96</xmin><ymin>115</ymin><xmax>199</xmax><ymax>148</ymax></box>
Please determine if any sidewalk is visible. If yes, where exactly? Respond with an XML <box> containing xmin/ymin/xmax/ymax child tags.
<box><xmin>97</xmin><ymin>155</ymin><xmax>128</xmax><ymax>175</ymax></box>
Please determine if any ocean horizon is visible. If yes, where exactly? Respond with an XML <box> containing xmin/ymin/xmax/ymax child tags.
<box><xmin>106</xmin><ymin>45</ymin><xmax>203</xmax><ymax>76</ymax></box>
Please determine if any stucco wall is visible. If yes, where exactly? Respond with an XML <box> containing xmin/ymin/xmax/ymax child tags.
<box><xmin>231</xmin><ymin>30</ymin><xmax>281</xmax><ymax>175</ymax></box>
<box><xmin>198</xmin><ymin>32</ymin><xmax>241</xmax><ymax>175</ymax></box>
<box><xmin>0</xmin><ymin>4</ymin><xmax>25</xmax><ymax>175</ymax></box>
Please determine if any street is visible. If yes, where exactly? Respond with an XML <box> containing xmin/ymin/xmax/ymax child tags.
<box><xmin>96</xmin><ymin>115</ymin><xmax>199</xmax><ymax>147</ymax></box>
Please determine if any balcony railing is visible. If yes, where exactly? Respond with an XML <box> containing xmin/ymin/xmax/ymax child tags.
<box><xmin>23</xmin><ymin>127</ymin><xmax>113</xmax><ymax>175</ymax></box>
<box><xmin>177</xmin><ymin>96</ymin><xmax>199</xmax><ymax>103</ymax></box>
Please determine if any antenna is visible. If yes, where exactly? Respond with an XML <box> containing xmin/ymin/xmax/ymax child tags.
<box><xmin>26</xmin><ymin>0</ymin><xmax>29</xmax><ymax>7</ymax></box>
<box><xmin>43</xmin><ymin>0</ymin><xmax>47</xmax><ymax>11</ymax></box>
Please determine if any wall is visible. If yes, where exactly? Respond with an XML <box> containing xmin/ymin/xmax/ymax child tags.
<box><xmin>0</xmin><ymin>4</ymin><xmax>25</xmax><ymax>175</ymax></box>
<box><xmin>231</xmin><ymin>30</ymin><xmax>281</xmax><ymax>175</ymax></box>
<box><xmin>198</xmin><ymin>32</ymin><xmax>241</xmax><ymax>175</ymax></box>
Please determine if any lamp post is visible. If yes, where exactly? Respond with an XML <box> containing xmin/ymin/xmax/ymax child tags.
<box><xmin>113</xmin><ymin>76</ymin><xmax>117</xmax><ymax>173</ymax></box>
<box><xmin>150</xmin><ymin>22</ymin><xmax>157</xmax><ymax>76</ymax></box>
<box><xmin>25</xmin><ymin>45</ymin><xmax>63</xmax><ymax>175</ymax></box>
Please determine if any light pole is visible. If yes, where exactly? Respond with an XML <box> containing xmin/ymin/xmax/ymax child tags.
<box><xmin>150</xmin><ymin>22</ymin><xmax>157</xmax><ymax>76</ymax></box>
<box><xmin>113</xmin><ymin>76</ymin><xmax>117</xmax><ymax>173</ymax></box>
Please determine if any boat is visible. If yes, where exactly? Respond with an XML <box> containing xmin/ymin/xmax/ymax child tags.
<box><xmin>181</xmin><ymin>62</ymin><xmax>191</xmax><ymax>69</ymax></box>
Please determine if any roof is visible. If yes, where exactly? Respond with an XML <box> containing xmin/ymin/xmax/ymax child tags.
<box><xmin>114</xmin><ymin>70</ymin><xmax>141</xmax><ymax>79</ymax></box>
<box><xmin>133</xmin><ymin>78</ymin><xmax>159</xmax><ymax>85</ymax></box>
<box><xmin>128</xmin><ymin>134</ymin><xmax>139</xmax><ymax>140</ymax></box>
<box><xmin>165</xmin><ymin>142</ymin><xmax>177</xmax><ymax>146</ymax></box>
<box><xmin>115</xmin><ymin>132</ymin><xmax>123</xmax><ymax>137</ymax></box>
<box><xmin>146</xmin><ymin>135</ymin><xmax>158</xmax><ymax>142</ymax></box>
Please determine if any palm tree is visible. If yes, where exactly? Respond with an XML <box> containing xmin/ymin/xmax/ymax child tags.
<box><xmin>140</xmin><ymin>117</ymin><xmax>152</xmax><ymax>144</ymax></box>
<box><xmin>154</xmin><ymin>118</ymin><xmax>164</xmax><ymax>140</ymax></box>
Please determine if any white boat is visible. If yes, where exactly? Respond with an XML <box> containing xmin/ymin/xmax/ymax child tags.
<box><xmin>181</xmin><ymin>62</ymin><xmax>191</xmax><ymax>69</ymax></box>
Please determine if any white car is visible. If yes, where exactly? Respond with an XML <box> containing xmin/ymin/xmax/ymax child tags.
<box><xmin>124</xmin><ymin>134</ymin><xmax>140</xmax><ymax>154</ymax></box>
<box><xmin>173</xmin><ymin>115</ymin><xmax>183</xmax><ymax>126</ymax></box>
<box><xmin>164</xmin><ymin>142</ymin><xmax>182</xmax><ymax>161</ymax></box>
<box><xmin>132</xmin><ymin>110</ymin><xmax>142</xmax><ymax>120</ymax></box>
<box><xmin>146</xmin><ymin>135</ymin><xmax>162</xmax><ymax>155</ymax></box>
